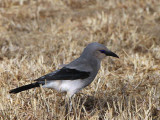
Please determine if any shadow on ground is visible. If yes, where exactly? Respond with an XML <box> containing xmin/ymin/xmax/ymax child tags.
<box><xmin>64</xmin><ymin>93</ymin><xmax>122</xmax><ymax>119</ymax></box>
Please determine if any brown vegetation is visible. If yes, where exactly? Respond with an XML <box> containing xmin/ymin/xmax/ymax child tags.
<box><xmin>0</xmin><ymin>0</ymin><xmax>160</xmax><ymax>119</ymax></box>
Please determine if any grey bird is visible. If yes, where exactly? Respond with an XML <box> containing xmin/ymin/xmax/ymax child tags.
<box><xmin>9</xmin><ymin>42</ymin><xmax>119</xmax><ymax>98</ymax></box>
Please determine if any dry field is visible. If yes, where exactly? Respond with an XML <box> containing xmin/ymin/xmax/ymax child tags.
<box><xmin>0</xmin><ymin>0</ymin><xmax>160</xmax><ymax>120</ymax></box>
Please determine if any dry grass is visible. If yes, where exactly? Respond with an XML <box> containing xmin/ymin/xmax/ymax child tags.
<box><xmin>0</xmin><ymin>0</ymin><xmax>160</xmax><ymax>119</ymax></box>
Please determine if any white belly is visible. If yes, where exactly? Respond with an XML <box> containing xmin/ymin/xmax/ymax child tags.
<box><xmin>42</xmin><ymin>80</ymin><xmax>84</xmax><ymax>95</ymax></box>
<box><xmin>60</xmin><ymin>80</ymin><xmax>83</xmax><ymax>92</ymax></box>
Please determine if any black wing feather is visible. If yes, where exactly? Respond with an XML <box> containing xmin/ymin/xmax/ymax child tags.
<box><xmin>35</xmin><ymin>67</ymin><xmax>90</xmax><ymax>81</ymax></box>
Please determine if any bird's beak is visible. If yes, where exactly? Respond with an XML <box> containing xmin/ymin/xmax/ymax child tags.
<box><xmin>105</xmin><ymin>50</ymin><xmax>119</xmax><ymax>58</ymax></box>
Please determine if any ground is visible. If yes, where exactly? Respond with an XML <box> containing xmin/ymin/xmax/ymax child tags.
<box><xmin>0</xmin><ymin>0</ymin><xmax>160</xmax><ymax>120</ymax></box>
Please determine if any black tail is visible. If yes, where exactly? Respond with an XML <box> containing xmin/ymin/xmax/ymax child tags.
<box><xmin>9</xmin><ymin>82</ymin><xmax>41</xmax><ymax>94</ymax></box>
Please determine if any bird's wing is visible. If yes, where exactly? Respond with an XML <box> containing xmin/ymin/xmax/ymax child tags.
<box><xmin>34</xmin><ymin>67</ymin><xmax>90</xmax><ymax>81</ymax></box>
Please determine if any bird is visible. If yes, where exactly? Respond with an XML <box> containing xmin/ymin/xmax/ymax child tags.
<box><xmin>9</xmin><ymin>42</ymin><xmax>119</xmax><ymax>99</ymax></box>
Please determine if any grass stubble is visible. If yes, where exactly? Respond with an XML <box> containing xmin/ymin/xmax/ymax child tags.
<box><xmin>0</xmin><ymin>0</ymin><xmax>160</xmax><ymax>120</ymax></box>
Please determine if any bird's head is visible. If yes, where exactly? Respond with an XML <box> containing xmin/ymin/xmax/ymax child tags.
<box><xmin>81</xmin><ymin>42</ymin><xmax>119</xmax><ymax>60</ymax></box>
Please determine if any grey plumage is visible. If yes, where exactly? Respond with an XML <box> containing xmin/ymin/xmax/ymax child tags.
<box><xmin>10</xmin><ymin>42</ymin><xmax>119</xmax><ymax>98</ymax></box>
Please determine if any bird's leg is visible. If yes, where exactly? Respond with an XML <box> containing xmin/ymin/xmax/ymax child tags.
<box><xmin>65</xmin><ymin>93</ymin><xmax>74</xmax><ymax>114</ymax></box>
<box><xmin>65</xmin><ymin>97</ymin><xmax>69</xmax><ymax>113</ymax></box>
<box><xmin>68</xmin><ymin>97</ymin><xmax>73</xmax><ymax>112</ymax></box>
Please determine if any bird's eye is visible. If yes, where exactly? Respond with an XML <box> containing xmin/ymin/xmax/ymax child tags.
<box><xmin>99</xmin><ymin>50</ymin><xmax>106</xmax><ymax>53</ymax></box>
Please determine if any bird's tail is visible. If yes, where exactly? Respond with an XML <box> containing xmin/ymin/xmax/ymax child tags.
<box><xmin>9</xmin><ymin>82</ymin><xmax>41</xmax><ymax>94</ymax></box>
